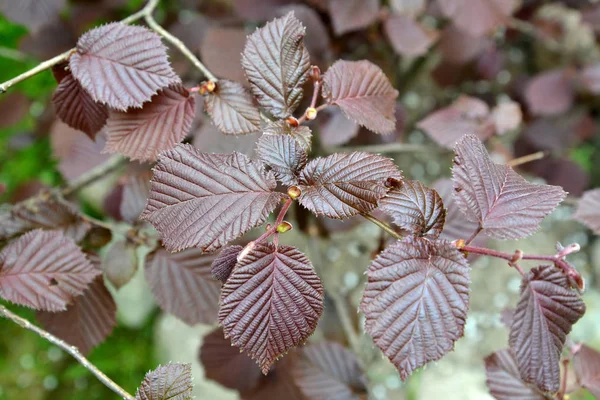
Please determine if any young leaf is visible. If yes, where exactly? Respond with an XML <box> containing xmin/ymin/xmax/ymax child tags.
<box><xmin>322</xmin><ymin>60</ymin><xmax>399</xmax><ymax>134</ymax></box>
<box><xmin>104</xmin><ymin>84</ymin><xmax>195</xmax><ymax>162</ymax></box>
<box><xmin>204</xmin><ymin>80</ymin><xmax>261</xmax><ymax>136</ymax></box>
<box><xmin>102</xmin><ymin>240</ymin><xmax>138</xmax><ymax>289</ymax></box>
<box><xmin>219</xmin><ymin>243</ymin><xmax>324</xmax><ymax>374</ymax></box>
<box><xmin>211</xmin><ymin>245</ymin><xmax>243</xmax><ymax>283</ymax></box>
<box><xmin>384</xmin><ymin>15</ymin><xmax>439</xmax><ymax>57</ymax></box>
<box><xmin>360</xmin><ymin>236</ymin><xmax>470</xmax><ymax>380</ymax></box>
<box><xmin>69</xmin><ymin>22</ymin><xmax>179</xmax><ymax>110</ymax></box>
<box><xmin>199</xmin><ymin>327</ymin><xmax>262</xmax><ymax>392</ymax></box>
<box><xmin>241</xmin><ymin>11</ymin><xmax>311</xmax><ymax>118</ymax></box>
<box><xmin>145</xmin><ymin>247</ymin><xmax>220</xmax><ymax>326</ymax></box>
<box><xmin>141</xmin><ymin>145</ymin><xmax>286</xmax><ymax>252</ymax></box>
<box><xmin>0</xmin><ymin>229</ymin><xmax>100</xmax><ymax>311</ymax></box>
<box><xmin>509</xmin><ymin>265</ymin><xmax>586</xmax><ymax>392</ymax></box>
<box><xmin>379</xmin><ymin>180</ymin><xmax>446</xmax><ymax>239</ymax></box>
<box><xmin>263</xmin><ymin>120</ymin><xmax>312</xmax><ymax>150</ymax></box>
<box><xmin>291</xmin><ymin>341</ymin><xmax>368</xmax><ymax>399</ymax></box>
<box><xmin>484</xmin><ymin>349</ymin><xmax>547</xmax><ymax>400</ymax></box>
<box><xmin>120</xmin><ymin>171</ymin><xmax>152</xmax><ymax>224</ymax></box>
<box><xmin>573</xmin><ymin>188</ymin><xmax>600</xmax><ymax>234</ymax></box>
<box><xmin>257</xmin><ymin>134</ymin><xmax>308</xmax><ymax>186</ymax></box>
<box><xmin>417</xmin><ymin>96</ymin><xmax>494</xmax><ymax>148</ymax></box>
<box><xmin>36</xmin><ymin>277</ymin><xmax>117</xmax><ymax>355</ymax></box>
<box><xmin>452</xmin><ymin>134</ymin><xmax>566</xmax><ymax>240</ymax></box>
<box><xmin>573</xmin><ymin>344</ymin><xmax>600</xmax><ymax>397</ymax></box>
<box><xmin>52</xmin><ymin>73</ymin><xmax>109</xmax><ymax>140</ymax></box>
<box><xmin>135</xmin><ymin>363</ymin><xmax>193</xmax><ymax>400</ymax></box>
<box><xmin>297</xmin><ymin>152</ymin><xmax>402</xmax><ymax>219</ymax></box>
<box><xmin>327</xmin><ymin>0</ymin><xmax>380</xmax><ymax>36</ymax></box>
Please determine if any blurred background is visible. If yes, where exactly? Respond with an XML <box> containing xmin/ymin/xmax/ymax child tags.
<box><xmin>1</xmin><ymin>0</ymin><xmax>600</xmax><ymax>399</ymax></box>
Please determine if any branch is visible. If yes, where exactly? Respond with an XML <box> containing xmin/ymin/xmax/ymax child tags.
<box><xmin>0</xmin><ymin>305</ymin><xmax>135</xmax><ymax>400</ymax></box>
<box><xmin>361</xmin><ymin>213</ymin><xmax>403</xmax><ymax>240</ymax></box>
<box><xmin>62</xmin><ymin>155</ymin><xmax>126</xmax><ymax>196</ymax></box>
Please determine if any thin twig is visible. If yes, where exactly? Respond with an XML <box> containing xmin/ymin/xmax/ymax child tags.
<box><xmin>0</xmin><ymin>305</ymin><xmax>135</xmax><ymax>400</ymax></box>
<box><xmin>507</xmin><ymin>151</ymin><xmax>546</xmax><ymax>167</ymax></box>
<box><xmin>62</xmin><ymin>155</ymin><xmax>126</xmax><ymax>196</ymax></box>
<box><xmin>361</xmin><ymin>213</ymin><xmax>403</xmax><ymax>240</ymax></box>
<box><xmin>465</xmin><ymin>226</ymin><xmax>483</xmax><ymax>246</ymax></box>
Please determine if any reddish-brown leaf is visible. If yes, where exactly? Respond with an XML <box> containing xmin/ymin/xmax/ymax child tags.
<box><xmin>297</xmin><ymin>152</ymin><xmax>402</xmax><ymax>219</ymax></box>
<box><xmin>219</xmin><ymin>243</ymin><xmax>324</xmax><ymax>374</ymax></box>
<box><xmin>263</xmin><ymin>120</ymin><xmax>312</xmax><ymax>150</ymax></box>
<box><xmin>52</xmin><ymin>73</ymin><xmax>108</xmax><ymax>140</ymax></box>
<box><xmin>417</xmin><ymin>96</ymin><xmax>494</xmax><ymax>148</ymax></box>
<box><xmin>573</xmin><ymin>189</ymin><xmax>600</xmax><ymax>234</ymax></box>
<box><xmin>120</xmin><ymin>170</ymin><xmax>152</xmax><ymax>224</ymax></box>
<box><xmin>199</xmin><ymin>327</ymin><xmax>262</xmax><ymax>392</ymax></box>
<box><xmin>241</xmin><ymin>12</ymin><xmax>311</xmax><ymax>118</ymax></box>
<box><xmin>437</xmin><ymin>0</ymin><xmax>514</xmax><ymax>37</ymax></box>
<box><xmin>524</xmin><ymin>69</ymin><xmax>575</xmax><ymax>117</ymax></box>
<box><xmin>102</xmin><ymin>240</ymin><xmax>138</xmax><ymax>289</ymax></box>
<box><xmin>360</xmin><ymin>237</ymin><xmax>470</xmax><ymax>380</ymax></box>
<box><xmin>484</xmin><ymin>349</ymin><xmax>547</xmax><ymax>400</ymax></box>
<box><xmin>291</xmin><ymin>341</ymin><xmax>367</xmax><ymax>400</ymax></box>
<box><xmin>0</xmin><ymin>229</ymin><xmax>100</xmax><ymax>311</ymax></box>
<box><xmin>211</xmin><ymin>245</ymin><xmax>244</xmax><ymax>284</ymax></box>
<box><xmin>145</xmin><ymin>247</ymin><xmax>220</xmax><ymax>325</ymax></box>
<box><xmin>104</xmin><ymin>84</ymin><xmax>195</xmax><ymax>162</ymax></box>
<box><xmin>204</xmin><ymin>80</ymin><xmax>261</xmax><ymax>136</ymax></box>
<box><xmin>257</xmin><ymin>134</ymin><xmax>308</xmax><ymax>186</ymax></box>
<box><xmin>452</xmin><ymin>134</ymin><xmax>566</xmax><ymax>240</ymax></box>
<box><xmin>135</xmin><ymin>363</ymin><xmax>193</xmax><ymax>400</ymax></box>
<box><xmin>69</xmin><ymin>22</ymin><xmax>179</xmax><ymax>110</ymax></box>
<box><xmin>573</xmin><ymin>344</ymin><xmax>600</xmax><ymax>398</ymax></box>
<box><xmin>200</xmin><ymin>28</ymin><xmax>247</xmax><ymax>84</ymax></box>
<box><xmin>0</xmin><ymin>0</ymin><xmax>66</xmax><ymax>33</ymax></box>
<box><xmin>322</xmin><ymin>60</ymin><xmax>398</xmax><ymax>134</ymax></box>
<box><xmin>36</xmin><ymin>277</ymin><xmax>116</xmax><ymax>355</ymax></box>
<box><xmin>379</xmin><ymin>180</ymin><xmax>446</xmax><ymax>239</ymax></box>
<box><xmin>384</xmin><ymin>15</ymin><xmax>438</xmax><ymax>57</ymax></box>
<box><xmin>509</xmin><ymin>265</ymin><xmax>586</xmax><ymax>392</ymax></box>
<box><xmin>142</xmin><ymin>145</ymin><xmax>286</xmax><ymax>252</ymax></box>
<box><xmin>277</xmin><ymin>5</ymin><xmax>331</xmax><ymax>60</ymax></box>
<box><xmin>327</xmin><ymin>0</ymin><xmax>380</xmax><ymax>36</ymax></box>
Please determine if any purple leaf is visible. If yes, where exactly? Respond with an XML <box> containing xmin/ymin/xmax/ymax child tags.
<box><xmin>291</xmin><ymin>341</ymin><xmax>367</xmax><ymax>399</ymax></box>
<box><xmin>0</xmin><ymin>229</ymin><xmax>100</xmax><ymax>311</ymax></box>
<box><xmin>257</xmin><ymin>134</ymin><xmax>308</xmax><ymax>186</ymax></box>
<box><xmin>0</xmin><ymin>0</ymin><xmax>66</xmax><ymax>33</ymax></box>
<box><xmin>105</xmin><ymin>84</ymin><xmax>195</xmax><ymax>162</ymax></box>
<box><xmin>379</xmin><ymin>180</ymin><xmax>446</xmax><ymax>239</ymax></box>
<box><xmin>263</xmin><ymin>120</ymin><xmax>312</xmax><ymax>150</ymax></box>
<box><xmin>573</xmin><ymin>344</ymin><xmax>600</xmax><ymax>398</ymax></box>
<box><xmin>204</xmin><ymin>80</ymin><xmax>261</xmax><ymax>135</ymax></box>
<box><xmin>360</xmin><ymin>236</ymin><xmax>470</xmax><ymax>380</ymax></box>
<box><xmin>211</xmin><ymin>245</ymin><xmax>244</xmax><ymax>284</ymax></box>
<box><xmin>199</xmin><ymin>327</ymin><xmax>262</xmax><ymax>392</ymax></box>
<box><xmin>322</xmin><ymin>60</ymin><xmax>399</xmax><ymax>134</ymax></box>
<box><xmin>509</xmin><ymin>265</ymin><xmax>586</xmax><ymax>392</ymax></box>
<box><xmin>241</xmin><ymin>12</ymin><xmax>311</xmax><ymax>118</ymax></box>
<box><xmin>141</xmin><ymin>144</ymin><xmax>286</xmax><ymax>252</ymax></box>
<box><xmin>276</xmin><ymin>5</ymin><xmax>331</xmax><ymax>60</ymax></box>
<box><xmin>452</xmin><ymin>134</ymin><xmax>566</xmax><ymax>240</ymax></box>
<box><xmin>524</xmin><ymin>69</ymin><xmax>575</xmax><ymax>117</ymax></box>
<box><xmin>327</xmin><ymin>0</ymin><xmax>380</xmax><ymax>36</ymax></box>
<box><xmin>102</xmin><ymin>240</ymin><xmax>137</xmax><ymax>289</ymax></box>
<box><xmin>219</xmin><ymin>243</ymin><xmax>324</xmax><ymax>374</ymax></box>
<box><xmin>52</xmin><ymin>73</ymin><xmax>108</xmax><ymax>140</ymax></box>
<box><xmin>437</xmin><ymin>0</ymin><xmax>514</xmax><ymax>37</ymax></box>
<box><xmin>297</xmin><ymin>152</ymin><xmax>402</xmax><ymax>219</ymax></box>
<box><xmin>69</xmin><ymin>22</ymin><xmax>179</xmax><ymax>110</ymax></box>
<box><xmin>135</xmin><ymin>363</ymin><xmax>193</xmax><ymax>400</ymax></box>
<box><xmin>573</xmin><ymin>189</ymin><xmax>600</xmax><ymax>234</ymax></box>
<box><xmin>145</xmin><ymin>247</ymin><xmax>221</xmax><ymax>326</ymax></box>
<box><xmin>484</xmin><ymin>349</ymin><xmax>547</xmax><ymax>400</ymax></box>
<box><xmin>37</xmin><ymin>277</ymin><xmax>116</xmax><ymax>355</ymax></box>
<box><xmin>120</xmin><ymin>170</ymin><xmax>152</xmax><ymax>224</ymax></box>
<box><xmin>417</xmin><ymin>95</ymin><xmax>494</xmax><ymax>148</ymax></box>
<box><xmin>384</xmin><ymin>15</ymin><xmax>439</xmax><ymax>57</ymax></box>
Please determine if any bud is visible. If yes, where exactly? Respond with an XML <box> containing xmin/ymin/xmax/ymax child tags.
<box><xmin>276</xmin><ymin>221</ymin><xmax>293</xmax><ymax>233</ymax></box>
<box><xmin>287</xmin><ymin>186</ymin><xmax>301</xmax><ymax>199</ymax></box>
<box><xmin>454</xmin><ymin>239</ymin><xmax>465</xmax><ymax>249</ymax></box>
<box><xmin>309</xmin><ymin>65</ymin><xmax>321</xmax><ymax>81</ymax></box>
<box><xmin>305</xmin><ymin>107</ymin><xmax>317</xmax><ymax>120</ymax></box>
<box><xmin>286</xmin><ymin>116</ymin><xmax>299</xmax><ymax>127</ymax></box>
<box><xmin>199</xmin><ymin>80</ymin><xmax>216</xmax><ymax>95</ymax></box>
